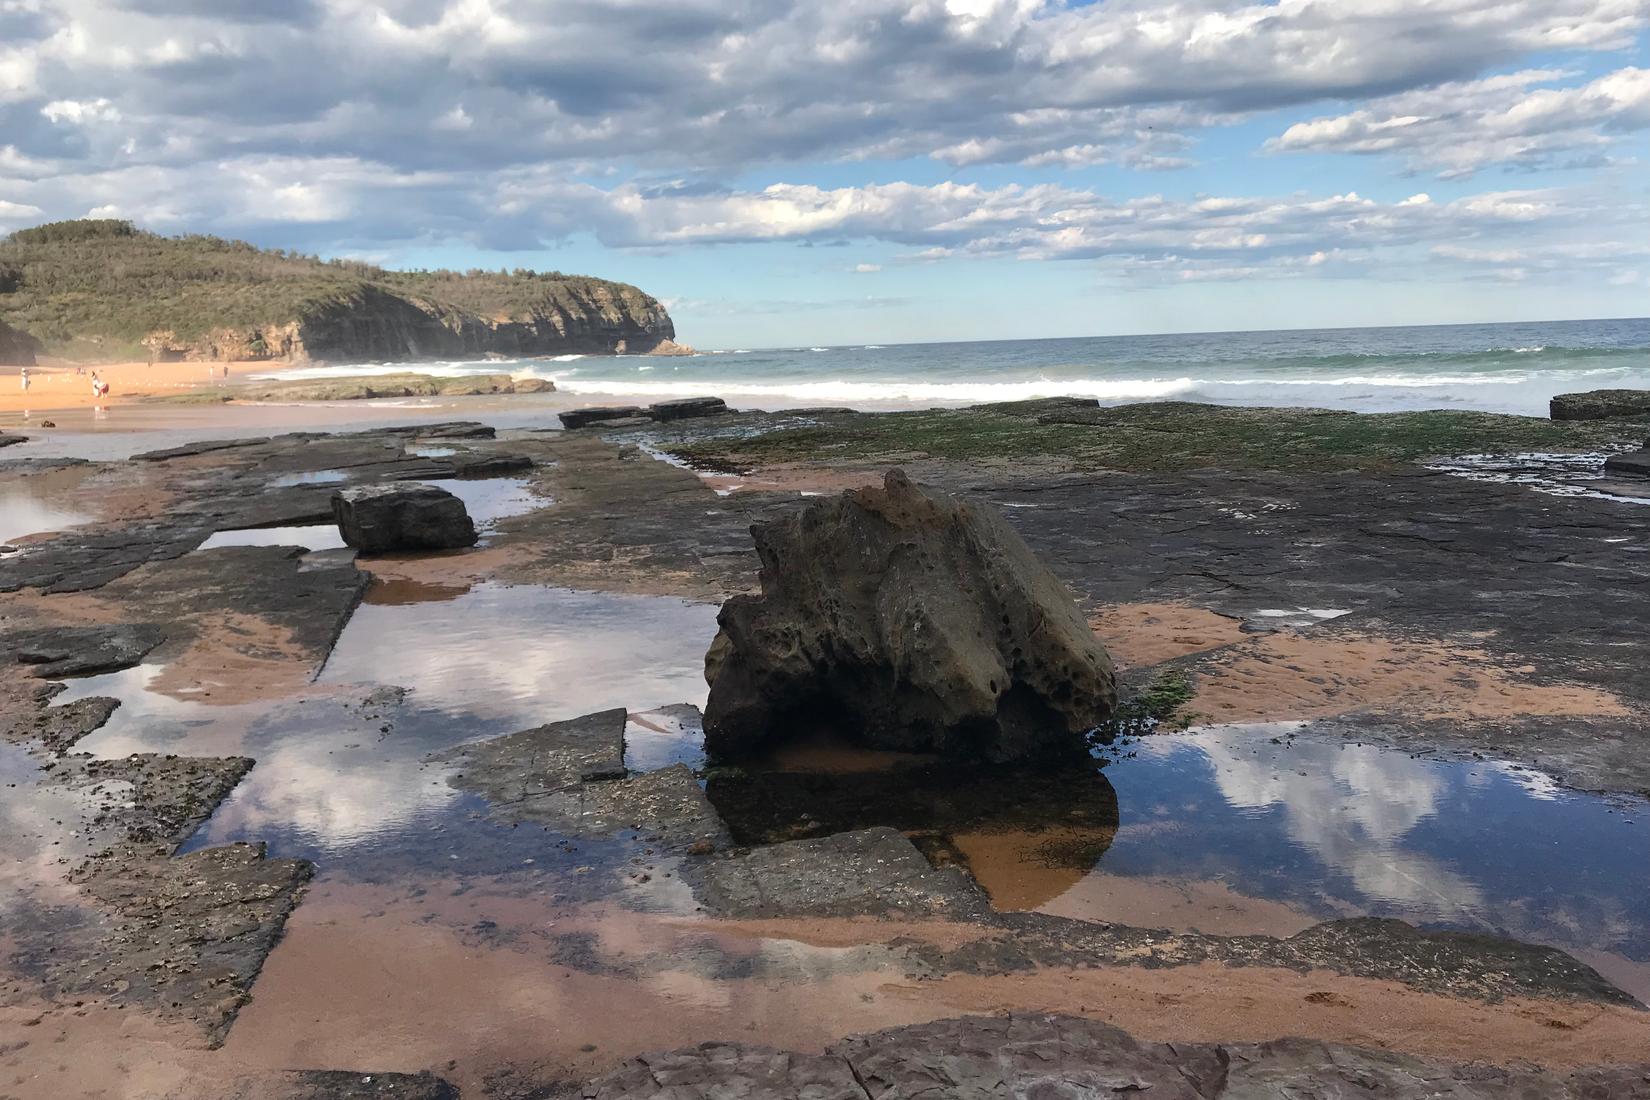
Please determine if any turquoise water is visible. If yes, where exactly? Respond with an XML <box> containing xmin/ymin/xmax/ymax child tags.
<box><xmin>269</xmin><ymin>317</ymin><xmax>1650</xmax><ymax>416</ymax></box>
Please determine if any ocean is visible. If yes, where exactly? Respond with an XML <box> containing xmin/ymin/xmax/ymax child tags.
<box><xmin>271</xmin><ymin>317</ymin><xmax>1650</xmax><ymax>417</ymax></box>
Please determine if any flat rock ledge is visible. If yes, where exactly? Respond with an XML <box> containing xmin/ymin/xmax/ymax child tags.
<box><xmin>582</xmin><ymin>1012</ymin><xmax>1650</xmax><ymax>1100</ymax></box>
<box><xmin>1551</xmin><ymin>388</ymin><xmax>1650</xmax><ymax>420</ymax></box>
<box><xmin>561</xmin><ymin>397</ymin><xmax>729</xmax><ymax>430</ymax></box>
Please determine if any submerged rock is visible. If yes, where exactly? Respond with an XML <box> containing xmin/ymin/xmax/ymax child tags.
<box><xmin>1550</xmin><ymin>389</ymin><xmax>1650</xmax><ymax>420</ymax></box>
<box><xmin>703</xmin><ymin>469</ymin><xmax>1117</xmax><ymax>762</ymax></box>
<box><xmin>331</xmin><ymin>483</ymin><xmax>477</xmax><ymax>551</ymax></box>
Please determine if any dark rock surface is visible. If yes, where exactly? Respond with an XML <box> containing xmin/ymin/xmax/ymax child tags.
<box><xmin>6</xmin><ymin>623</ymin><xmax>166</xmax><ymax>677</ymax></box>
<box><xmin>703</xmin><ymin>469</ymin><xmax>1118</xmax><ymax>762</ymax></box>
<box><xmin>434</xmin><ymin>708</ymin><xmax>629</xmax><ymax>795</ymax></box>
<box><xmin>648</xmin><ymin>397</ymin><xmax>729</xmax><ymax>422</ymax></box>
<box><xmin>561</xmin><ymin>405</ymin><xmax>648</xmax><ymax>429</ymax></box>
<box><xmin>1604</xmin><ymin>450</ymin><xmax>1650</xmax><ymax>476</ymax></box>
<box><xmin>583</xmin><ymin>1012</ymin><xmax>1650</xmax><ymax>1099</ymax></box>
<box><xmin>224</xmin><ymin>1070</ymin><xmax>462</xmax><ymax>1100</ymax></box>
<box><xmin>333</xmin><ymin>483</ymin><xmax>478</xmax><ymax>551</ymax></box>
<box><xmin>7</xmin><ymin>693</ymin><xmax>120</xmax><ymax>750</ymax></box>
<box><xmin>1551</xmin><ymin>389</ymin><xmax>1650</xmax><ymax>420</ymax></box>
<box><xmin>4</xmin><ymin>752</ymin><xmax>315</xmax><ymax>1045</ymax></box>
<box><xmin>693</xmin><ymin>827</ymin><xmax>988</xmax><ymax>920</ymax></box>
<box><xmin>0</xmin><ymin>432</ymin><xmax>27</xmax><ymax>447</ymax></box>
<box><xmin>560</xmin><ymin>398</ymin><xmax>729</xmax><ymax>430</ymax></box>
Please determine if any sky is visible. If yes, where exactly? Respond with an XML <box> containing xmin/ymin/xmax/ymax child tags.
<box><xmin>1</xmin><ymin>0</ymin><xmax>1647</xmax><ymax>348</ymax></box>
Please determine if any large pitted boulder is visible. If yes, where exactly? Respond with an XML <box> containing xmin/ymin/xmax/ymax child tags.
<box><xmin>703</xmin><ymin>469</ymin><xmax>1117</xmax><ymax>762</ymax></box>
<box><xmin>1550</xmin><ymin>389</ymin><xmax>1650</xmax><ymax>420</ymax></box>
<box><xmin>331</xmin><ymin>483</ymin><xmax>476</xmax><ymax>552</ymax></box>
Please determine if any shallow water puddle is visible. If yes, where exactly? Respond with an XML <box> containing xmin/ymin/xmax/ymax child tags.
<box><xmin>197</xmin><ymin>524</ymin><xmax>349</xmax><ymax>551</ymax></box>
<box><xmin>56</xmin><ymin>584</ymin><xmax>718</xmax><ymax>874</ymax></box>
<box><xmin>267</xmin><ymin>469</ymin><xmax>348</xmax><ymax>488</ymax></box>
<box><xmin>1427</xmin><ymin>452</ymin><xmax>1650</xmax><ymax>505</ymax></box>
<box><xmin>424</xmin><ymin>476</ymin><xmax>542</xmax><ymax>530</ymax></box>
<box><xmin>0</xmin><ymin>465</ymin><xmax>97</xmax><ymax>543</ymax></box>
<box><xmin>1072</xmin><ymin>724</ymin><xmax>1650</xmax><ymax>1000</ymax></box>
<box><xmin>318</xmin><ymin>582</ymin><xmax>716</xmax><ymax>723</ymax></box>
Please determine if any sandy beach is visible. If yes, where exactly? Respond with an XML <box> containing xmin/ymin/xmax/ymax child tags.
<box><xmin>1</xmin><ymin>359</ymin><xmax>280</xmax><ymax>414</ymax></box>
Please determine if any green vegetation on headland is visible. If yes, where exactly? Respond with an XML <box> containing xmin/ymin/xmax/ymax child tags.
<box><xmin>156</xmin><ymin>373</ymin><xmax>555</xmax><ymax>404</ymax></box>
<box><xmin>0</xmin><ymin>218</ymin><xmax>676</xmax><ymax>362</ymax></box>
<box><xmin>669</xmin><ymin>399</ymin><xmax>1650</xmax><ymax>475</ymax></box>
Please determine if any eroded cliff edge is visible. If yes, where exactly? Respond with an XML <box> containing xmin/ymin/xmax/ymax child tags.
<box><xmin>0</xmin><ymin>218</ymin><xmax>683</xmax><ymax>363</ymax></box>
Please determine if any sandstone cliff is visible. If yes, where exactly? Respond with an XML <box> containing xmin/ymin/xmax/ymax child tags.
<box><xmin>0</xmin><ymin>319</ymin><xmax>36</xmax><ymax>366</ymax></box>
<box><xmin>0</xmin><ymin>219</ymin><xmax>683</xmax><ymax>364</ymax></box>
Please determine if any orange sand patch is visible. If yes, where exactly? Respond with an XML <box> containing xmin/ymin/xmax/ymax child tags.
<box><xmin>1</xmin><ymin>359</ymin><xmax>281</xmax><ymax>414</ymax></box>
<box><xmin>145</xmin><ymin>612</ymin><xmax>315</xmax><ymax>705</ymax></box>
<box><xmin>1194</xmin><ymin>631</ymin><xmax>1631</xmax><ymax>723</ymax></box>
<box><xmin>361</xmin><ymin>542</ymin><xmax>533</xmax><ymax>590</ymax></box>
<box><xmin>1090</xmin><ymin>602</ymin><xmax>1249</xmax><ymax>669</ymax></box>
<box><xmin>949</xmin><ymin>826</ymin><xmax>1118</xmax><ymax>911</ymax></box>
<box><xmin>1039</xmin><ymin>871</ymin><xmax>1324</xmax><ymax>938</ymax></box>
<box><xmin>889</xmin><ymin>963</ymin><xmax>1650</xmax><ymax>1069</ymax></box>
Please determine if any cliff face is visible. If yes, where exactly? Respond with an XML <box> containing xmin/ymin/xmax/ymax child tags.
<box><xmin>0</xmin><ymin>319</ymin><xmax>36</xmax><ymax>366</ymax></box>
<box><xmin>0</xmin><ymin>219</ymin><xmax>684</xmax><ymax>364</ymax></box>
<box><xmin>282</xmin><ymin>283</ymin><xmax>679</xmax><ymax>362</ymax></box>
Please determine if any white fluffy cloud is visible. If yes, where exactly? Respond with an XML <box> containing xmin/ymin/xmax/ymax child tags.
<box><xmin>0</xmin><ymin>0</ymin><xmax>1645</xmax><ymax>294</ymax></box>
<box><xmin>1</xmin><ymin>0</ymin><xmax>1646</xmax><ymax>176</ymax></box>
<box><xmin>1270</xmin><ymin>66</ymin><xmax>1650</xmax><ymax>178</ymax></box>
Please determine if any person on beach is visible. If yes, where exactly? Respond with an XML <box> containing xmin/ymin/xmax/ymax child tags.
<box><xmin>18</xmin><ymin>366</ymin><xmax>27</xmax><ymax>392</ymax></box>
<box><xmin>90</xmin><ymin>372</ymin><xmax>109</xmax><ymax>398</ymax></box>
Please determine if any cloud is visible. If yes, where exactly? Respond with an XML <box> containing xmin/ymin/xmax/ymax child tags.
<box><xmin>853</xmin><ymin>262</ymin><xmax>882</xmax><ymax>273</ymax></box>
<box><xmin>1269</xmin><ymin>66</ymin><xmax>1650</xmax><ymax>178</ymax></box>
<box><xmin>5</xmin><ymin>147</ymin><xmax>1639</xmax><ymax>284</ymax></box>
<box><xmin>1</xmin><ymin>0</ymin><xmax>1645</xmax><ymax>178</ymax></box>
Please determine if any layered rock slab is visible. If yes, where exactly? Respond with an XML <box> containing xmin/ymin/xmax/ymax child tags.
<box><xmin>582</xmin><ymin>1012</ymin><xmax>1650</xmax><ymax>1099</ymax></box>
<box><xmin>703</xmin><ymin>469</ymin><xmax>1117</xmax><ymax>762</ymax></box>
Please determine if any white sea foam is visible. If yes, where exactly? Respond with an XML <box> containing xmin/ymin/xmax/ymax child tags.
<box><xmin>553</xmin><ymin>375</ymin><xmax>1200</xmax><ymax>403</ymax></box>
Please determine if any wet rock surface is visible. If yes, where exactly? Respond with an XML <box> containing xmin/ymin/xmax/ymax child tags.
<box><xmin>5</xmin><ymin>751</ymin><xmax>314</xmax><ymax>1045</ymax></box>
<box><xmin>435</xmin><ymin>708</ymin><xmax>629</xmax><ymax>794</ymax></box>
<box><xmin>223</xmin><ymin>1070</ymin><xmax>462</xmax><ymax>1100</ymax></box>
<box><xmin>582</xmin><ymin>1013</ymin><xmax>1650</xmax><ymax>1100</ymax></box>
<box><xmin>559</xmin><ymin>397</ymin><xmax>729</xmax><ymax>430</ymax></box>
<box><xmin>333</xmin><ymin>483</ymin><xmax>478</xmax><ymax>552</ymax></box>
<box><xmin>1605</xmin><ymin>449</ymin><xmax>1650</xmax><ymax>476</ymax></box>
<box><xmin>703</xmin><ymin>470</ymin><xmax>1118</xmax><ymax>762</ymax></box>
<box><xmin>692</xmin><ymin>826</ymin><xmax>988</xmax><ymax>921</ymax></box>
<box><xmin>561</xmin><ymin>405</ymin><xmax>648</xmax><ymax>429</ymax></box>
<box><xmin>6</xmin><ymin>623</ymin><xmax>166</xmax><ymax>677</ymax></box>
